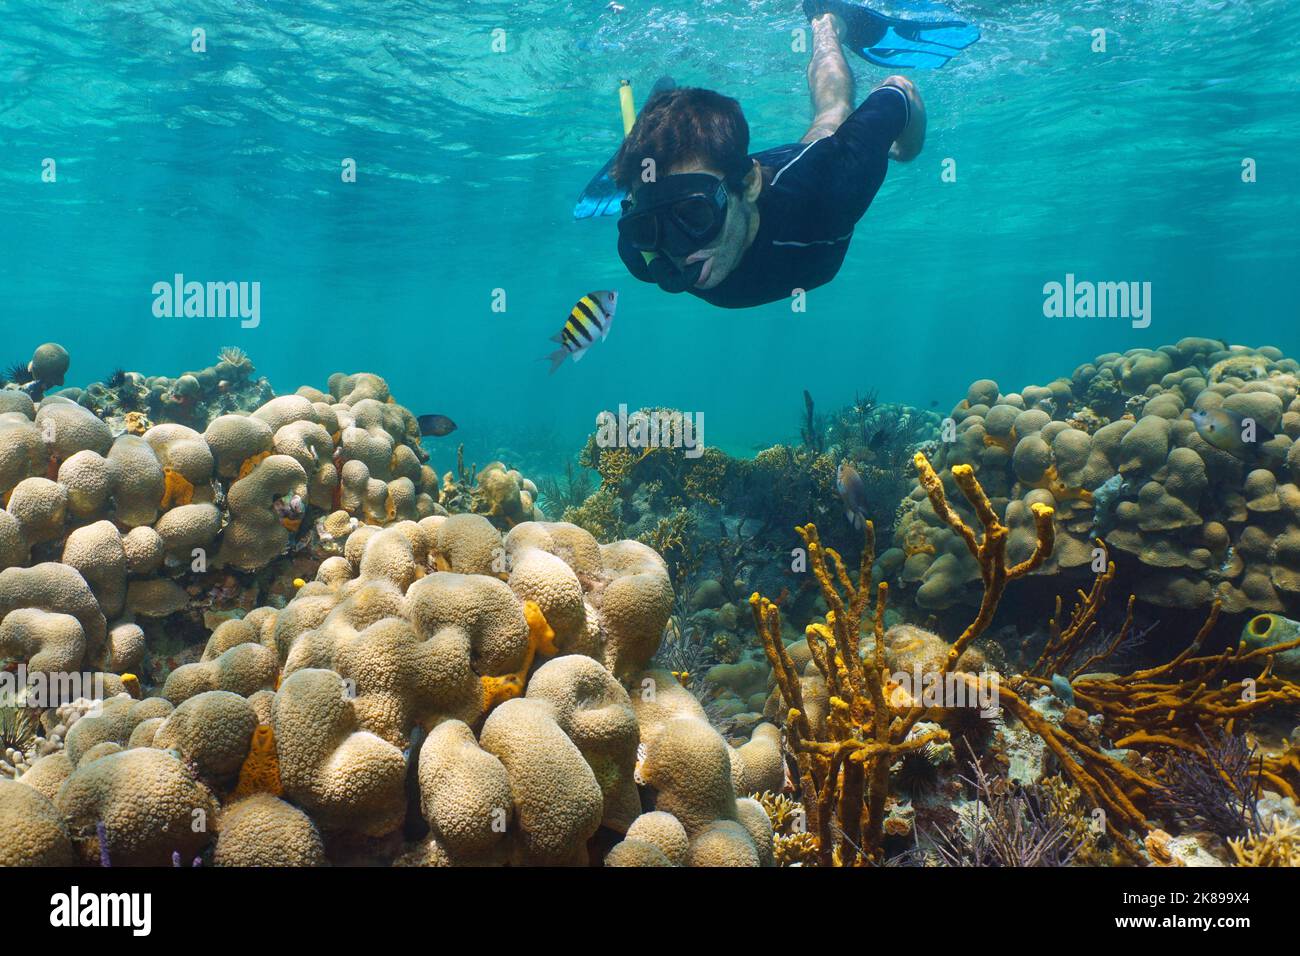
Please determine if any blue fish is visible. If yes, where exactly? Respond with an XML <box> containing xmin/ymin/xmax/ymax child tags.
<box><xmin>1050</xmin><ymin>673</ymin><xmax>1075</xmax><ymax>708</ymax></box>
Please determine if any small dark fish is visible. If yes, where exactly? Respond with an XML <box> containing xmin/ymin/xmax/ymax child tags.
<box><xmin>418</xmin><ymin>414</ymin><xmax>457</xmax><ymax>437</ymax></box>
<box><xmin>836</xmin><ymin>460</ymin><xmax>870</xmax><ymax>530</ymax></box>
<box><xmin>929</xmin><ymin>399</ymin><xmax>939</xmax><ymax>408</ymax></box>
<box><xmin>867</xmin><ymin>426</ymin><xmax>888</xmax><ymax>451</ymax></box>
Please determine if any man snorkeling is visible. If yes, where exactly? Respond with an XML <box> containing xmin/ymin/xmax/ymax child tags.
<box><xmin>613</xmin><ymin>0</ymin><xmax>968</xmax><ymax>309</ymax></box>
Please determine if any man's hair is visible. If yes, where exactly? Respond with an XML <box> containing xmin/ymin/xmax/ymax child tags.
<box><xmin>613</xmin><ymin>87</ymin><xmax>751</xmax><ymax>190</ymax></box>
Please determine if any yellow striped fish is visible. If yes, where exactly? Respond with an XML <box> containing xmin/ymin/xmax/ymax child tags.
<box><xmin>545</xmin><ymin>290</ymin><xmax>618</xmax><ymax>373</ymax></box>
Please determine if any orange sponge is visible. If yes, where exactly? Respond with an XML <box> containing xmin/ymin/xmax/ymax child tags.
<box><xmin>160</xmin><ymin>466</ymin><xmax>195</xmax><ymax>509</ymax></box>
<box><xmin>232</xmin><ymin>724</ymin><xmax>283</xmax><ymax>799</ymax></box>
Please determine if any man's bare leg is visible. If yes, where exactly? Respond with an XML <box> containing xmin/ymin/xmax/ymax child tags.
<box><xmin>801</xmin><ymin>13</ymin><xmax>853</xmax><ymax>143</ymax></box>
<box><xmin>800</xmin><ymin>9</ymin><xmax>927</xmax><ymax>160</ymax></box>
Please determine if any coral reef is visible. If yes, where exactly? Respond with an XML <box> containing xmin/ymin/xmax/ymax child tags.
<box><xmin>925</xmin><ymin>746</ymin><xmax>1081</xmax><ymax>867</ymax></box>
<box><xmin>3</xmin><ymin>341</ymin><xmax>1297</xmax><ymax>869</ymax></box>
<box><xmin>1229</xmin><ymin>817</ymin><xmax>1300</xmax><ymax>867</ymax></box>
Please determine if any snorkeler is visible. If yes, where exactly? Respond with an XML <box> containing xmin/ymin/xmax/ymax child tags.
<box><xmin>613</xmin><ymin>1</ymin><xmax>969</xmax><ymax>308</ymax></box>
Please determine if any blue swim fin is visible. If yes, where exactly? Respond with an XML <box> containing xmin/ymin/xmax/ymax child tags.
<box><xmin>805</xmin><ymin>0</ymin><xmax>979</xmax><ymax>69</ymax></box>
<box><xmin>573</xmin><ymin>156</ymin><xmax>623</xmax><ymax>220</ymax></box>
<box><xmin>573</xmin><ymin>76</ymin><xmax>677</xmax><ymax>220</ymax></box>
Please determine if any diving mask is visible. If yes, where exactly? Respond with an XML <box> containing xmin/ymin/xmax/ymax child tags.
<box><xmin>618</xmin><ymin>173</ymin><xmax>730</xmax><ymax>259</ymax></box>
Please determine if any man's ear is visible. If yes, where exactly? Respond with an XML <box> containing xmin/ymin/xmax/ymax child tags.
<box><xmin>742</xmin><ymin>159</ymin><xmax>762</xmax><ymax>202</ymax></box>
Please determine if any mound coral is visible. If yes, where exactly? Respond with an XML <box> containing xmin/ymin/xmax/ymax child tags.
<box><xmin>213</xmin><ymin>793</ymin><xmax>326</xmax><ymax>867</ymax></box>
<box><xmin>0</xmin><ymin>778</ymin><xmax>77</xmax><ymax>866</ymax></box>
<box><xmin>55</xmin><ymin>747</ymin><xmax>219</xmax><ymax>866</ymax></box>
<box><xmin>889</xmin><ymin>340</ymin><xmax>1300</xmax><ymax>615</ymax></box>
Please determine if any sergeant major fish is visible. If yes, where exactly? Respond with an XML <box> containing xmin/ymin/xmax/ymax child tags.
<box><xmin>544</xmin><ymin>290</ymin><xmax>618</xmax><ymax>373</ymax></box>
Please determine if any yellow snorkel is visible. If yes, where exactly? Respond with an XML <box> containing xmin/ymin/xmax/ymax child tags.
<box><xmin>574</xmin><ymin>75</ymin><xmax>674</xmax><ymax>220</ymax></box>
<box><xmin>618</xmin><ymin>79</ymin><xmax>658</xmax><ymax>268</ymax></box>
<box><xmin>619</xmin><ymin>79</ymin><xmax>636</xmax><ymax>136</ymax></box>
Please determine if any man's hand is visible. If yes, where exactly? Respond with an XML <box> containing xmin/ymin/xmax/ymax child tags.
<box><xmin>879</xmin><ymin>74</ymin><xmax>926</xmax><ymax>162</ymax></box>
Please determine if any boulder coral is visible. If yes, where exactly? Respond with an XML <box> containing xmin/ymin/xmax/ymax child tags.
<box><xmin>478</xmin><ymin>696</ymin><xmax>605</xmax><ymax>865</ymax></box>
<box><xmin>0</xmin><ymin>779</ymin><xmax>77</xmax><ymax>866</ymax></box>
<box><xmin>0</xmin><ymin>562</ymin><xmax>106</xmax><ymax>668</ymax></box>
<box><xmin>416</xmin><ymin>719</ymin><xmax>514</xmax><ymax>865</ymax></box>
<box><xmin>215</xmin><ymin>454</ymin><xmax>309</xmax><ymax>571</ymax></box>
<box><xmin>213</xmin><ymin>794</ymin><xmax>326</xmax><ymax>867</ymax></box>
<box><xmin>62</xmin><ymin>693</ymin><xmax>174</xmax><ymax>767</ymax></box>
<box><xmin>55</xmin><ymin>747</ymin><xmax>218</xmax><ymax>866</ymax></box>
<box><xmin>151</xmin><ymin>690</ymin><xmax>259</xmax><ymax>782</ymax></box>
<box><xmin>889</xmin><ymin>340</ymin><xmax>1300</xmax><ymax>614</ymax></box>
<box><xmin>523</xmin><ymin>654</ymin><xmax>642</xmax><ymax>832</ymax></box>
<box><xmin>2</xmin><ymin>350</ymin><xmax>448</xmax><ymax>587</ymax></box>
<box><xmin>272</xmin><ymin>668</ymin><xmax>408</xmax><ymax>837</ymax></box>
<box><xmin>162</xmin><ymin>640</ymin><xmax>279</xmax><ymax>704</ymax></box>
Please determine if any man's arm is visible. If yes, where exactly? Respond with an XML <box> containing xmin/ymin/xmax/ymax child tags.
<box><xmin>805</xmin><ymin>83</ymin><xmax>912</xmax><ymax>233</ymax></box>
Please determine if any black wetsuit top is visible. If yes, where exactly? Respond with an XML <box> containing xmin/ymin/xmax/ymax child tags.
<box><xmin>617</xmin><ymin>86</ymin><xmax>909</xmax><ymax>309</ymax></box>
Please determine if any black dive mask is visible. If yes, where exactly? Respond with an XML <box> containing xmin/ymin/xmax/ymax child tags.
<box><xmin>618</xmin><ymin>173</ymin><xmax>730</xmax><ymax>259</ymax></box>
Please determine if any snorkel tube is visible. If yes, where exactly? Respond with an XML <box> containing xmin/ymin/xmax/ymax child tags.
<box><xmin>619</xmin><ymin>79</ymin><xmax>636</xmax><ymax>135</ymax></box>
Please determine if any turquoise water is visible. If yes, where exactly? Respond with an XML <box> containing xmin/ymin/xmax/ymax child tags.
<box><xmin>2</xmin><ymin>0</ymin><xmax>1298</xmax><ymax>474</ymax></box>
